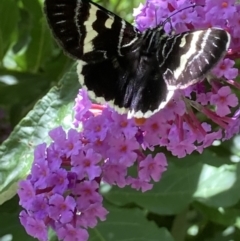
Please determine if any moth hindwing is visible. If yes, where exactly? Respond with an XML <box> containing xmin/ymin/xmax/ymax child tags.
<box><xmin>44</xmin><ymin>0</ymin><xmax>231</xmax><ymax>118</ymax></box>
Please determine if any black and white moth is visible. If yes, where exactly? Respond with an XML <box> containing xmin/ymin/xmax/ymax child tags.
<box><xmin>44</xmin><ymin>0</ymin><xmax>231</xmax><ymax>118</ymax></box>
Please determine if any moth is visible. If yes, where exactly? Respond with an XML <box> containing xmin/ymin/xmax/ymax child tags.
<box><xmin>44</xmin><ymin>0</ymin><xmax>231</xmax><ymax>118</ymax></box>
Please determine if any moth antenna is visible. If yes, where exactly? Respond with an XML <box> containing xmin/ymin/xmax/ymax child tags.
<box><xmin>162</xmin><ymin>4</ymin><xmax>204</xmax><ymax>33</ymax></box>
<box><xmin>154</xmin><ymin>7</ymin><xmax>158</xmax><ymax>27</ymax></box>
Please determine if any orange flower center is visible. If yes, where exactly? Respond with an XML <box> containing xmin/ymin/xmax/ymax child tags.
<box><xmin>151</xmin><ymin>123</ymin><xmax>159</xmax><ymax>131</ymax></box>
<box><xmin>120</xmin><ymin>145</ymin><xmax>127</xmax><ymax>152</ymax></box>
<box><xmin>83</xmin><ymin>159</ymin><xmax>91</xmax><ymax>167</ymax></box>
<box><xmin>120</xmin><ymin>121</ymin><xmax>128</xmax><ymax>127</ymax></box>
<box><xmin>60</xmin><ymin>203</ymin><xmax>67</xmax><ymax>210</ymax></box>
<box><xmin>222</xmin><ymin>2</ymin><xmax>228</xmax><ymax>8</ymax></box>
<box><xmin>148</xmin><ymin>163</ymin><xmax>155</xmax><ymax>171</ymax></box>
<box><xmin>95</xmin><ymin>139</ymin><xmax>103</xmax><ymax>146</ymax></box>
<box><xmin>181</xmin><ymin>14</ymin><xmax>187</xmax><ymax>20</ymax></box>
<box><xmin>220</xmin><ymin>96</ymin><xmax>226</xmax><ymax>103</ymax></box>
<box><xmin>134</xmin><ymin>117</ymin><xmax>146</xmax><ymax>126</ymax></box>
<box><xmin>95</xmin><ymin>125</ymin><xmax>101</xmax><ymax>132</ymax></box>
<box><xmin>220</xmin><ymin>64</ymin><xmax>226</xmax><ymax>70</ymax></box>
<box><xmin>68</xmin><ymin>143</ymin><xmax>73</xmax><ymax>150</ymax></box>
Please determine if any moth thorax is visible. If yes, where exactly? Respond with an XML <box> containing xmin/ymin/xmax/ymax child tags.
<box><xmin>141</xmin><ymin>29</ymin><xmax>167</xmax><ymax>56</ymax></box>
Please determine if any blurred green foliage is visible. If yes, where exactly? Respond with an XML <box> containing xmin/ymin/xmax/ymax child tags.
<box><xmin>1</xmin><ymin>1</ymin><xmax>240</xmax><ymax>241</ymax></box>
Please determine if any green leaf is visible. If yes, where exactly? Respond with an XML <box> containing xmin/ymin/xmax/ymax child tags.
<box><xmin>21</xmin><ymin>0</ymin><xmax>53</xmax><ymax>72</ymax></box>
<box><xmin>0</xmin><ymin>65</ymin><xmax>79</xmax><ymax>204</ymax></box>
<box><xmin>0</xmin><ymin>69</ymin><xmax>54</xmax><ymax>125</ymax></box>
<box><xmin>12</xmin><ymin>8</ymin><xmax>31</xmax><ymax>55</ymax></box>
<box><xmin>0</xmin><ymin>200</ymin><xmax>175</xmax><ymax>241</ymax></box>
<box><xmin>0</xmin><ymin>0</ymin><xmax>19</xmax><ymax>63</ymax></box>
<box><xmin>0</xmin><ymin>71</ymin><xmax>51</xmax><ymax>104</ymax></box>
<box><xmin>105</xmin><ymin>150</ymin><xmax>240</xmax><ymax>215</ymax></box>
<box><xmin>193</xmin><ymin>163</ymin><xmax>240</xmax><ymax>207</ymax></box>
<box><xmin>194</xmin><ymin>201</ymin><xmax>240</xmax><ymax>226</ymax></box>
<box><xmin>89</xmin><ymin>204</ymin><xmax>175</xmax><ymax>241</ymax></box>
<box><xmin>205</xmin><ymin>229</ymin><xmax>240</xmax><ymax>241</ymax></box>
<box><xmin>105</xmin><ymin>158</ymin><xmax>203</xmax><ymax>215</ymax></box>
<box><xmin>43</xmin><ymin>52</ymin><xmax>73</xmax><ymax>81</ymax></box>
<box><xmin>0</xmin><ymin>196</ymin><xmax>35</xmax><ymax>241</ymax></box>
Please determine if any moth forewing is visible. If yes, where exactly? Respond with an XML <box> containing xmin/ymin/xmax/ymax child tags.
<box><xmin>44</xmin><ymin>0</ymin><xmax>231</xmax><ymax>118</ymax></box>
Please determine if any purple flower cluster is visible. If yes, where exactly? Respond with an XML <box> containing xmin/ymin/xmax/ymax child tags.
<box><xmin>18</xmin><ymin>106</ymin><xmax>168</xmax><ymax>240</ymax></box>
<box><xmin>18</xmin><ymin>0</ymin><xmax>240</xmax><ymax>240</ymax></box>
